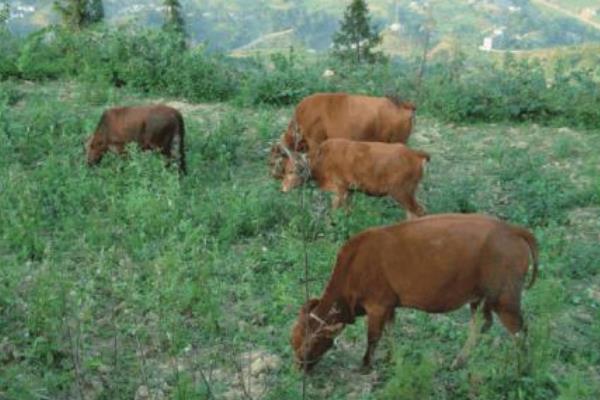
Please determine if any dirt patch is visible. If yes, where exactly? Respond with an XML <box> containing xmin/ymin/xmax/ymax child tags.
<box><xmin>164</xmin><ymin>100</ymin><xmax>218</xmax><ymax>115</ymax></box>
<box><xmin>212</xmin><ymin>349</ymin><xmax>281</xmax><ymax>399</ymax></box>
<box><xmin>567</xmin><ymin>207</ymin><xmax>600</xmax><ymax>237</ymax></box>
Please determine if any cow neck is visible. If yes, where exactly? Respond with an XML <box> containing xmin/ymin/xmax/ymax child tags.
<box><xmin>312</xmin><ymin>243</ymin><xmax>356</xmax><ymax>323</ymax></box>
<box><xmin>312</xmin><ymin>276</ymin><xmax>343</xmax><ymax>324</ymax></box>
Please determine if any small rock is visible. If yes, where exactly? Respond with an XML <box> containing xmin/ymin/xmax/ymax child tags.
<box><xmin>322</xmin><ymin>69</ymin><xmax>335</xmax><ymax>78</ymax></box>
<box><xmin>135</xmin><ymin>385</ymin><xmax>149</xmax><ymax>400</ymax></box>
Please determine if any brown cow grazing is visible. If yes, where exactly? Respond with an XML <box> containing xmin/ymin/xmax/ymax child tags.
<box><xmin>85</xmin><ymin>105</ymin><xmax>187</xmax><ymax>174</ymax></box>
<box><xmin>269</xmin><ymin>93</ymin><xmax>416</xmax><ymax>182</ymax></box>
<box><xmin>281</xmin><ymin>139</ymin><xmax>429</xmax><ymax>218</ymax></box>
<box><xmin>291</xmin><ymin>214</ymin><xmax>538</xmax><ymax>372</ymax></box>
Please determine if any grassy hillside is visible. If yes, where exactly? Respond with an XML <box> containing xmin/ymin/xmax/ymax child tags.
<box><xmin>540</xmin><ymin>0</ymin><xmax>600</xmax><ymax>23</ymax></box>
<box><xmin>1</xmin><ymin>80</ymin><xmax>599</xmax><ymax>399</ymax></box>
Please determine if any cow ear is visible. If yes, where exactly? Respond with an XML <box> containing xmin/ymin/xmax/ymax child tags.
<box><xmin>322</xmin><ymin>322</ymin><xmax>344</xmax><ymax>338</ymax></box>
<box><xmin>296</xmin><ymin>140</ymin><xmax>308</xmax><ymax>152</ymax></box>
<box><xmin>301</xmin><ymin>298</ymin><xmax>320</xmax><ymax>314</ymax></box>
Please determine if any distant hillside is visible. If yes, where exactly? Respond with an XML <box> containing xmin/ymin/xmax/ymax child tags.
<box><xmin>6</xmin><ymin>0</ymin><xmax>600</xmax><ymax>55</ymax></box>
<box><xmin>229</xmin><ymin>29</ymin><xmax>306</xmax><ymax>58</ymax></box>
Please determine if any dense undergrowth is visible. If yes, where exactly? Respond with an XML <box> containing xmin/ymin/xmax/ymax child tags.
<box><xmin>2</xmin><ymin>24</ymin><xmax>600</xmax><ymax>128</ymax></box>
<box><xmin>1</xmin><ymin>78</ymin><xmax>599</xmax><ymax>399</ymax></box>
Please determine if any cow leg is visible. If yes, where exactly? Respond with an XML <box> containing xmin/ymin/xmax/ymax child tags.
<box><xmin>160</xmin><ymin>138</ymin><xmax>175</xmax><ymax>169</ymax></box>
<box><xmin>390</xmin><ymin>186</ymin><xmax>425</xmax><ymax>220</ymax></box>
<box><xmin>493</xmin><ymin>286</ymin><xmax>525</xmax><ymax>333</ymax></box>
<box><xmin>382</xmin><ymin>309</ymin><xmax>396</xmax><ymax>364</ymax></box>
<box><xmin>451</xmin><ymin>301</ymin><xmax>490</xmax><ymax>369</ymax></box>
<box><xmin>332</xmin><ymin>188</ymin><xmax>349</xmax><ymax>209</ymax></box>
<box><xmin>495</xmin><ymin>301</ymin><xmax>530</xmax><ymax>373</ymax></box>
<box><xmin>361</xmin><ymin>306</ymin><xmax>391</xmax><ymax>370</ymax></box>
<box><xmin>481</xmin><ymin>302</ymin><xmax>493</xmax><ymax>333</ymax></box>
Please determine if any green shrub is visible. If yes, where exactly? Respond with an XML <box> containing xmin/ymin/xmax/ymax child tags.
<box><xmin>164</xmin><ymin>47</ymin><xmax>239</xmax><ymax>102</ymax></box>
<box><xmin>0</xmin><ymin>28</ymin><xmax>20</xmax><ymax>80</ymax></box>
<box><xmin>17</xmin><ymin>28</ymin><xmax>81</xmax><ymax>80</ymax></box>
<box><xmin>377</xmin><ymin>348</ymin><xmax>436</xmax><ymax>400</ymax></box>
<box><xmin>238</xmin><ymin>51</ymin><xmax>333</xmax><ymax>106</ymax></box>
<box><xmin>420</xmin><ymin>55</ymin><xmax>600</xmax><ymax>128</ymax></box>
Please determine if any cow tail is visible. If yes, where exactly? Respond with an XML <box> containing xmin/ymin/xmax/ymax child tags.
<box><xmin>513</xmin><ymin>227</ymin><xmax>539</xmax><ymax>289</ymax></box>
<box><xmin>176</xmin><ymin>112</ymin><xmax>187</xmax><ymax>175</ymax></box>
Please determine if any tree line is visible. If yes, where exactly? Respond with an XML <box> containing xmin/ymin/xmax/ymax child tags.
<box><xmin>13</xmin><ymin>0</ymin><xmax>383</xmax><ymax>65</ymax></box>
<box><xmin>51</xmin><ymin>0</ymin><xmax>186</xmax><ymax>39</ymax></box>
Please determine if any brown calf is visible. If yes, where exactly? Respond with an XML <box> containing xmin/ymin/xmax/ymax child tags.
<box><xmin>282</xmin><ymin>139</ymin><xmax>429</xmax><ymax>219</ymax></box>
<box><xmin>85</xmin><ymin>104</ymin><xmax>186</xmax><ymax>174</ymax></box>
<box><xmin>291</xmin><ymin>214</ymin><xmax>538</xmax><ymax>371</ymax></box>
<box><xmin>270</xmin><ymin>93</ymin><xmax>416</xmax><ymax>181</ymax></box>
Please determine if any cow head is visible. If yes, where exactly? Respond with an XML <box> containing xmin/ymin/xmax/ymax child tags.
<box><xmin>290</xmin><ymin>298</ymin><xmax>345</xmax><ymax>371</ymax></box>
<box><xmin>281</xmin><ymin>152</ymin><xmax>310</xmax><ymax>193</ymax></box>
<box><xmin>270</xmin><ymin>143</ymin><xmax>310</xmax><ymax>192</ymax></box>
<box><xmin>269</xmin><ymin>143</ymin><xmax>287</xmax><ymax>179</ymax></box>
<box><xmin>85</xmin><ymin>133</ymin><xmax>107</xmax><ymax>165</ymax></box>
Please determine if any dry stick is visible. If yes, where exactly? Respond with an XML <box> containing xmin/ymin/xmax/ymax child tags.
<box><xmin>415</xmin><ymin>8</ymin><xmax>434</xmax><ymax>102</ymax></box>
<box><xmin>65</xmin><ymin>315</ymin><xmax>85</xmax><ymax>400</ymax></box>
<box><xmin>61</xmin><ymin>281</ymin><xmax>84</xmax><ymax>400</ymax></box>
<box><xmin>232</xmin><ymin>347</ymin><xmax>254</xmax><ymax>400</ymax></box>
<box><xmin>134</xmin><ymin>330</ymin><xmax>152</xmax><ymax>400</ymax></box>
<box><xmin>292</xmin><ymin>119</ymin><xmax>311</xmax><ymax>400</ymax></box>
<box><xmin>197</xmin><ymin>367</ymin><xmax>214</xmax><ymax>400</ymax></box>
<box><xmin>110</xmin><ymin>303</ymin><xmax>119</xmax><ymax>398</ymax></box>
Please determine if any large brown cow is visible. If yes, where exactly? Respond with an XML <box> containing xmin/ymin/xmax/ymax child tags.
<box><xmin>85</xmin><ymin>105</ymin><xmax>186</xmax><ymax>174</ymax></box>
<box><xmin>282</xmin><ymin>139</ymin><xmax>430</xmax><ymax>219</ymax></box>
<box><xmin>291</xmin><ymin>214</ymin><xmax>538</xmax><ymax>371</ymax></box>
<box><xmin>270</xmin><ymin>93</ymin><xmax>416</xmax><ymax>183</ymax></box>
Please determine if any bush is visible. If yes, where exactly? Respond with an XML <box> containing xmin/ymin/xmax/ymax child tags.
<box><xmin>238</xmin><ymin>50</ymin><xmax>333</xmax><ymax>106</ymax></box>
<box><xmin>17</xmin><ymin>28</ymin><xmax>82</xmax><ymax>80</ymax></box>
<box><xmin>420</xmin><ymin>54</ymin><xmax>600</xmax><ymax>128</ymax></box>
<box><xmin>0</xmin><ymin>27</ymin><xmax>21</xmax><ymax>80</ymax></box>
<box><xmin>377</xmin><ymin>348</ymin><xmax>436</xmax><ymax>400</ymax></box>
<box><xmin>164</xmin><ymin>47</ymin><xmax>239</xmax><ymax>102</ymax></box>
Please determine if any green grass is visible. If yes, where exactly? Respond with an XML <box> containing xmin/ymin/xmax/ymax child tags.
<box><xmin>1</xmin><ymin>80</ymin><xmax>599</xmax><ymax>399</ymax></box>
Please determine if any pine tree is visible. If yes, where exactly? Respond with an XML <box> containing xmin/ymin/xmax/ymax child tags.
<box><xmin>53</xmin><ymin>0</ymin><xmax>104</xmax><ymax>30</ymax></box>
<box><xmin>332</xmin><ymin>0</ymin><xmax>383</xmax><ymax>64</ymax></box>
<box><xmin>163</xmin><ymin>0</ymin><xmax>186</xmax><ymax>38</ymax></box>
<box><xmin>0</xmin><ymin>1</ymin><xmax>9</xmax><ymax>27</ymax></box>
<box><xmin>87</xmin><ymin>0</ymin><xmax>104</xmax><ymax>25</ymax></box>
<box><xmin>54</xmin><ymin>0</ymin><xmax>87</xmax><ymax>30</ymax></box>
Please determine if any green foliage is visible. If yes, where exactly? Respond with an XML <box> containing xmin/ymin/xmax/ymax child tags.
<box><xmin>420</xmin><ymin>54</ymin><xmax>600</xmax><ymax>128</ymax></box>
<box><xmin>15</xmin><ymin>25</ymin><xmax>235</xmax><ymax>102</ymax></box>
<box><xmin>1</xmin><ymin>80</ymin><xmax>599</xmax><ymax>399</ymax></box>
<box><xmin>88</xmin><ymin>0</ymin><xmax>104</xmax><ymax>25</ymax></box>
<box><xmin>0</xmin><ymin>80</ymin><xmax>23</xmax><ymax>106</ymax></box>
<box><xmin>3</xmin><ymin>17</ymin><xmax>600</xmax><ymax>128</ymax></box>
<box><xmin>162</xmin><ymin>0</ymin><xmax>186</xmax><ymax>41</ymax></box>
<box><xmin>164</xmin><ymin>47</ymin><xmax>238</xmax><ymax>102</ymax></box>
<box><xmin>377</xmin><ymin>348</ymin><xmax>436</xmax><ymax>400</ymax></box>
<box><xmin>332</xmin><ymin>0</ymin><xmax>384</xmax><ymax>64</ymax></box>
<box><xmin>238</xmin><ymin>50</ymin><xmax>334</xmax><ymax>106</ymax></box>
<box><xmin>0</xmin><ymin>32</ymin><xmax>20</xmax><ymax>80</ymax></box>
<box><xmin>54</xmin><ymin>0</ymin><xmax>104</xmax><ymax>31</ymax></box>
<box><xmin>0</xmin><ymin>1</ymin><xmax>8</xmax><ymax>26</ymax></box>
<box><xmin>17</xmin><ymin>28</ymin><xmax>80</xmax><ymax>80</ymax></box>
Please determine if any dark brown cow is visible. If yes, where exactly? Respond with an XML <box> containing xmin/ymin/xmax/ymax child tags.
<box><xmin>270</xmin><ymin>93</ymin><xmax>416</xmax><ymax>182</ymax></box>
<box><xmin>85</xmin><ymin>105</ymin><xmax>186</xmax><ymax>174</ymax></box>
<box><xmin>291</xmin><ymin>214</ymin><xmax>538</xmax><ymax>371</ymax></box>
<box><xmin>281</xmin><ymin>139</ymin><xmax>430</xmax><ymax>218</ymax></box>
